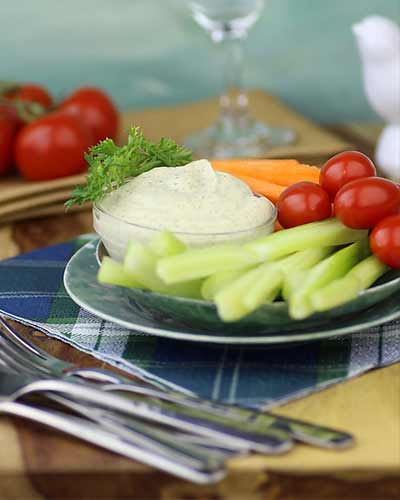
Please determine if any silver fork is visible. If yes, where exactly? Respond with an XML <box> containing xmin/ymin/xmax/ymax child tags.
<box><xmin>0</xmin><ymin>363</ymin><xmax>226</xmax><ymax>483</ymax></box>
<box><xmin>0</xmin><ymin>332</ymin><xmax>241</xmax><ymax>456</ymax></box>
<box><xmin>0</xmin><ymin>315</ymin><xmax>355</xmax><ymax>449</ymax></box>
<box><xmin>0</xmin><ymin>322</ymin><xmax>292</xmax><ymax>454</ymax></box>
<box><xmin>0</xmin><ymin>399</ymin><xmax>225</xmax><ymax>484</ymax></box>
<box><xmin>0</xmin><ymin>342</ymin><xmax>233</xmax><ymax>479</ymax></box>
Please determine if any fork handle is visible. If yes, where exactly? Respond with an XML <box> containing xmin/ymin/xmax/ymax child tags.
<box><xmin>0</xmin><ymin>400</ymin><xmax>224</xmax><ymax>484</ymax></box>
<box><xmin>100</xmin><ymin>382</ymin><xmax>355</xmax><ymax>449</ymax></box>
<box><xmin>17</xmin><ymin>378</ymin><xmax>292</xmax><ymax>454</ymax></box>
<box><xmin>45</xmin><ymin>392</ymin><xmax>233</xmax><ymax>466</ymax></box>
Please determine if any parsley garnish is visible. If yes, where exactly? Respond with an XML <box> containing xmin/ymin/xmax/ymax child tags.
<box><xmin>66</xmin><ymin>127</ymin><xmax>192</xmax><ymax>208</ymax></box>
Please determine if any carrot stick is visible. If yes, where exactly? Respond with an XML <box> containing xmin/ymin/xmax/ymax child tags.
<box><xmin>212</xmin><ymin>160</ymin><xmax>320</xmax><ymax>186</ymax></box>
<box><xmin>233</xmin><ymin>174</ymin><xmax>286</xmax><ymax>203</ymax></box>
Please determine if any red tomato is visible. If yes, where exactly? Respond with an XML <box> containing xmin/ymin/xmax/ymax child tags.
<box><xmin>277</xmin><ymin>182</ymin><xmax>332</xmax><ymax>228</ymax></box>
<box><xmin>0</xmin><ymin>112</ymin><xmax>18</xmax><ymax>175</ymax></box>
<box><xmin>370</xmin><ymin>215</ymin><xmax>400</xmax><ymax>268</ymax></box>
<box><xmin>6</xmin><ymin>83</ymin><xmax>53</xmax><ymax>109</ymax></box>
<box><xmin>320</xmin><ymin>151</ymin><xmax>376</xmax><ymax>200</ymax></box>
<box><xmin>60</xmin><ymin>87</ymin><xmax>118</xmax><ymax>144</ymax></box>
<box><xmin>0</xmin><ymin>102</ymin><xmax>20</xmax><ymax>123</ymax></box>
<box><xmin>14</xmin><ymin>112</ymin><xmax>93</xmax><ymax>181</ymax></box>
<box><xmin>334</xmin><ymin>177</ymin><xmax>400</xmax><ymax>229</ymax></box>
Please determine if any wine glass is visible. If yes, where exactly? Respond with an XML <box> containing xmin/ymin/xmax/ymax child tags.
<box><xmin>182</xmin><ymin>0</ymin><xmax>296</xmax><ymax>158</ymax></box>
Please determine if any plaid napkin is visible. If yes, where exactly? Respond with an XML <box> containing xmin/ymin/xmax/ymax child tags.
<box><xmin>0</xmin><ymin>235</ymin><xmax>399</xmax><ymax>409</ymax></box>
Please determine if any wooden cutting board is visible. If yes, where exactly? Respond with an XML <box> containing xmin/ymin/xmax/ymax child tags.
<box><xmin>0</xmin><ymin>174</ymin><xmax>85</xmax><ymax>205</ymax></box>
<box><xmin>0</xmin><ymin>175</ymin><xmax>88</xmax><ymax>225</ymax></box>
<box><xmin>0</xmin><ymin>201</ymin><xmax>91</xmax><ymax>225</ymax></box>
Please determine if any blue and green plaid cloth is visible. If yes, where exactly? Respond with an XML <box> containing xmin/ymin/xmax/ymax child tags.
<box><xmin>0</xmin><ymin>235</ymin><xmax>399</xmax><ymax>409</ymax></box>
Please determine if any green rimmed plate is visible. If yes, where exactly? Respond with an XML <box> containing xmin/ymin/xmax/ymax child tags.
<box><xmin>96</xmin><ymin>240</ymin><xmax>400</xmax><ymax>333</ymax></box>
<box><xmin>63</xmin><ymin>239</ymin><xmax>400</xmax><ymax>344</ymax></box>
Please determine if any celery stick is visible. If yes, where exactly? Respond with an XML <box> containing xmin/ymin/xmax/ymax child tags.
<box><xmin>98</xmin><ymin>257</ymin><xmax>143</xmax><ymax>289</ymax></box>
<box><xmin>214</xmin><ymin>267</ymin><xmax>264</xmax><ymax>322</ymax></box>
<box><xmin>215</xmin><ymin>263</ymin><xmax>284</xmax><ymax>321</ymax></box>
<box><xmin>280</xmin><ymin>248</ymin><xmax>335</xmax><ymax>300</ymax></box>
<box><xmin>124</xmin><ymin>241</ymin><xmax>167</xmax><ymax>292</ymax></box>
<box><xmin>246</xmin><ymin>218</ymin><xmax>367</xmax><ymax>261</ymax></box>
<box><xmin>264</xmin><ymin>285</ymin><xmax>282</xmax><ymax>303</ymax></box>
<box><xmin>310</xmin><ymin>276</ymin><xmax>362</xmax><ymax>311</ymax></box>
<box><xmin>278</xmin><ymin>247</ymin><xmax>335</xmax><ymax>274</ymax></box>
<box><xmin>201</xmin><ymin>269</ymin><xmax>250</xmax><ymax>301</ymax></box>
<box><xmin>310</xmin><ymin>255</ymin><xmax>389</xmax><ymax>312</ymax></box>
<box><xmin>163</xmin><ymin>280</ymin><xmax>204</xmax><ymax>300</ymax></box>
<box><xmin>124</xmin><ymin>236</ymin><xmax>204</xmax><ymax>297</ymax></box>
<box><xmin>148</xmin><ymin>231</ymin><xmax>186</xmax><ymax>257</ymax></box>
<box><xmin>157</xmin><ymin>245</ymin><xmax>260</xmax><ymax>284</ymax></box>
<box><xmin>216</xmin><ymin>247</ymin><xmax>336</xmax><ymax>315</ymax></box>
<box><xmin>289</xmin><ymin>240</ymin><xmax>366</xmax><ymax>320</ymax></box>
<box><xmin>245</xmin><ymin>248</ymin><xmax>335</xmax><ymax>307</ymax></box>
<box><xmin>242</xmin><ymin>264</ymin><xmax>282</xmax><ymax>311</ymax></box>
<box><xmin>124</xmin><ymin>242</ymin><xmax>201</xmax><ymax>297</ymax></box>
<box><xmin>282</xmin><ymin>270</ymin><xmax>308</xmax><ymax>301</ymax></box>
<box><xmin>148</xmin><ymin>231</ymin><xmax>203</xmax><ymax>297</ymax></box>
<box><xmin>348</xmin><ymin>254</ymin><xmax>389</xmax><ymax>289</ymax></box>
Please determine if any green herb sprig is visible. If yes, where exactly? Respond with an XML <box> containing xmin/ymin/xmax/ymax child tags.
<box><xmin>66</xmin><ymin>127</ymin><xmax>192</xmax><ymax>208</ymax></box>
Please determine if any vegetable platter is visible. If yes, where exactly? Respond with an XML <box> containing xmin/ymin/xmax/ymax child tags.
<box><xmin>63</xmin><ymin>130</ymin><xmax>400</xmax><ymax>332</ymax></box>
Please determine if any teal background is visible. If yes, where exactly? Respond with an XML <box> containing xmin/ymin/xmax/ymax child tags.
<box><xmin>2</xmin><ymin>0</ymin><xmax>399</xmax><ymax>122</ymax></box>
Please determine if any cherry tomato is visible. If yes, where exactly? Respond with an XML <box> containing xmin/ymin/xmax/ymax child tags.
<box><xmin>0</xmin><ymin>112</ymin><xmax>18</xmax><ymax>175</ymax></box>
<box><xmin>370</xmin><ymin>215</ymin><xmax>400</xmax><ymax>269</ymax></box>
<box><xmin>14</xmin><ymin>112</ymin><xmax>93</xmax><ymax>181</ymax></box>
<box><xmin>277</xmin><ymin>182</ymin><xmax>332</xmax><ymax>228</ymax></box>
<box><xmin>6</xmin><ymin>83</ymin><xmax>53</xmax><ymax>109</ymax></box>
<box><xmin>334</xmin><ymin>177</ymin><xmax>400</xmax><ymax>229</ymax></box>
<box><xmin>60</xmin><ymin>87</ymin><xmax>118</xmax><ymax>144</ymax></box>
<box><xmin>320</xmin><ymin>151</ymin><xmax>376</xmax><ymax>200</ymax></box>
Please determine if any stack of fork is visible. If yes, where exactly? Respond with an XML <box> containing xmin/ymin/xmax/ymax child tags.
<box><xmin>0</xmin><ymin>315</ymin><xmax>354</xmax><ymax>484</ymax></box>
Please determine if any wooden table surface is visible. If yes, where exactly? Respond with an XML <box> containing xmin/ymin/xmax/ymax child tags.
<box><xmin>0</xmin><ymin>118</ymin><xmax>399</xmax><ymax>499</ymax></box>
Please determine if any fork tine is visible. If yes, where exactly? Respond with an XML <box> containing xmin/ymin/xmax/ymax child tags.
<box><xmin>0</xmin><ymin>347</ymin><xmax>23</xmax><ymax>374</ymax></box>
<box><xmin>0</xmin><ymin>317</ymin><xmax>137</xmax><ymax>387</ymax></box>
<box><xmin>0</xmin><ymin>320</ymin><xmax>53</xmax><ymax>377</ymax></box>
<box><xmin>0</xmin><ymin>335</ymin><xmax>49</xmax><ymax>377</ymax></box>
<box><xmin>0</xmin><ymin>316</ymin><xmax>46</xmax><ymax>359</ymax></box>
<box><xmin>0</xmin><ymin>316</ymin><xmax>173</xmax><ymax>392</ymax></box>
<box><xmin>0</xmin><ymin>353</ymin><xmax>17</xmax><ymax>372</ymax></box>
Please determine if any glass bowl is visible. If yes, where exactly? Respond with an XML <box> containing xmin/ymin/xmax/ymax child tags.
<box><xmin>93</xmin><ymin>195</ymin><xmax>276</xmax><ymax>262</ymax></box>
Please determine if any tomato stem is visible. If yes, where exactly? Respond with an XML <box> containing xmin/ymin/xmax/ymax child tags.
<box><xmin>0</xmin><ymin>98</ymin><xmax>47</xmax><ymax>124</ymax></box>
<box><xmin>0</xmin><ymin>81</ymin><xmax>20</xmax><ymax>96</ymax></box>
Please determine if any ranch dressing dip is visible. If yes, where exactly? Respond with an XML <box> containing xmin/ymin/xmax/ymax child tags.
<box><xmin>94</xmin><ymin>160</ymin><xmax>276</xmax><ymax>260</ymax></box>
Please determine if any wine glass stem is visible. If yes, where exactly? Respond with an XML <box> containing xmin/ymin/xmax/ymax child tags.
<box><xmin>216</xmin><ymin>34</ymin><xmax>250</xmax><ymax>131</ymax></box>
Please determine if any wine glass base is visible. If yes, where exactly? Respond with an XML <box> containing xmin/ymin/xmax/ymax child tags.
<box><xmin>184</xmin><ymin>119</ymin><xmax>296</xmax><ymax>158</ymax></box>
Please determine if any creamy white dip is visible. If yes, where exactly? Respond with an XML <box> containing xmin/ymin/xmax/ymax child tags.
<box><xmin>94</xmin><ymin>159</ymin><xmax>275</xmax><ymax>260</ymax></box>
<box><xmin>100</xmin><ymin>160</ymin><xmax>272</xmax><ymax>232</ymax></box>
